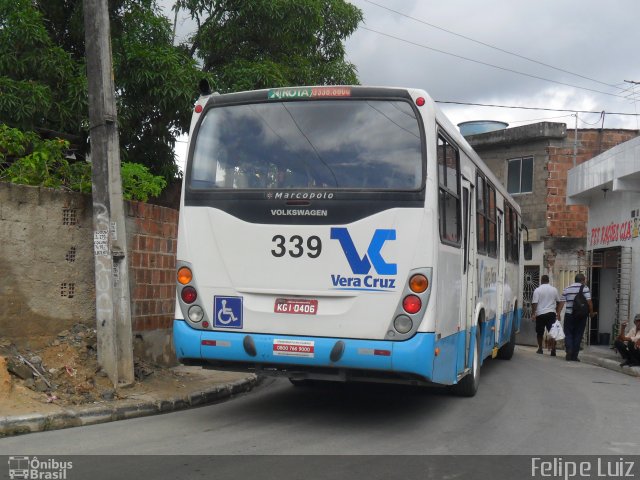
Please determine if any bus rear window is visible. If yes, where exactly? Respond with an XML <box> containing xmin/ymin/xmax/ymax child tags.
<box><xmin>189</xmin><ymin>100</ymin><xmax>423</xmax><ymax>190</ymax></box>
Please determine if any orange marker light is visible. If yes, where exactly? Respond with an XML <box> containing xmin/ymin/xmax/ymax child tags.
<box><xmin>177</xmin><ymin>267</ymin><xmax>193</xmax><ymax>285</ymax></box>
<box><xmin>409</xmin><ymin>274</ymin><xmax>428</xmax><ymax>293</ymax></box>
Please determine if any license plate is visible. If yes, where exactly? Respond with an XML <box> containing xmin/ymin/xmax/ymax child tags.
<box><xmin>274</xmin><ymin>298</ymin><xmax>318</xmax><ymax>315</ymax></box>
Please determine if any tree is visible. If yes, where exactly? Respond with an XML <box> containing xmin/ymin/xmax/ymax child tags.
<box><xmin>0</xmin><ymin>0</ymin><xmax>204</xmax><ymax>181</ymax></box>
<box><xmin>0</xmin><ymin>0</ymin><xmax>363</xmax><ymax>181</ymax></box>
<box><xmin>176</xmin><ymin>0</ymin><xmax>363</xmax><ymax>92</ymax></box>
<box><xmin>0</xmin><ymin>0</ymin><xmax>87</xmax><ymax>135</ymax></box>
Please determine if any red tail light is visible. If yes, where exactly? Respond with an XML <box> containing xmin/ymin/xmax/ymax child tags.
<box><xmin>403</xmin><ymin>295</ymin><xmax>422</xmax><ymax>314</ymax></box>
<box><xmin>181</xmin><ymin>286</ymin><xmax>197</xmax><ymax>304</ymax></box>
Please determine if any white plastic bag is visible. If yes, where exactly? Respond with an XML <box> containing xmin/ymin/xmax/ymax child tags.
<box><xmin>549</xmin><ymin>319</ymin><xmax>565</xmax><ymax>341</ymax></box>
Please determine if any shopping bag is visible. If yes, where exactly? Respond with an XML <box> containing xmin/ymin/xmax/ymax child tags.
<box><xmin>549</xmin><ymin>319</ymin><xmax>565</xmax><ymax>341</ymax></box>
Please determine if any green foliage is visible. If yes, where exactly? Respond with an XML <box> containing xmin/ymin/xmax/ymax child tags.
<box><xmin>121</xmin><ymin>162</ymin><xmax>167</xmax><ymax>202</ymax></box>
<box><xmin>0</xmin><ymin>0</ymin><xmax>363</xmax><ymax>183</ymax></box>
<box><xmin>0</xmin><ymin>0</ymin><xmax>87</xmax><ymax>133</ymax></box>
<box><xmin>0</xmin><ymin>125</ymin><xmax>165</xmax><ymax>202</ymax></box>
<box><xmin>176</xmin><ymin>0</ymin><xmax>363</xmax><ymax>92</ymax></box>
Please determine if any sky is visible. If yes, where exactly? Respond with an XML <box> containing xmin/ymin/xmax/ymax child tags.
<box><xmin>161</xmin><ymin>0</ymin><xmax>640</xmax><ymax>166</ymax></box>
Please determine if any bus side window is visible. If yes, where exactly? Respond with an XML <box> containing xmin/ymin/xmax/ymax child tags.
<box><xmin>437</xmin><ymin>134</ymin><xmax>461</xmax><ymax>245</ymax></box>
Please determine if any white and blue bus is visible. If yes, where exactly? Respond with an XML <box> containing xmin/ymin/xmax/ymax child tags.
<box><xmin>173</xmin><ymin>85</ymin><xmax>523</xmax><ymax>396</ymax></box>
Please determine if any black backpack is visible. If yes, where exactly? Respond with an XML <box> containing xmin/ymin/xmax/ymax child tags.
<box><xmin>572</xmin><ymin>284</ymin><xmax>589</xmax><ymax>319</ymax></box>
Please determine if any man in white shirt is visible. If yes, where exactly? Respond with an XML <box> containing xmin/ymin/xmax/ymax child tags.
<box><xmin>532</xmin><ymin>274</ymin><xmax>561</xmax><ymax>356</ymax></box>
<box><xmin>614</xmin><ymin>314</ymin><xmax>640</xmax><ymax>367</ymax></box>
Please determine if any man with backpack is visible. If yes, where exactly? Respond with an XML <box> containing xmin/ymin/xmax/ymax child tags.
<box><xmin>556</xmin><ymin>273</ymin><xmax>594</xmax><ymax>362</ymax></box>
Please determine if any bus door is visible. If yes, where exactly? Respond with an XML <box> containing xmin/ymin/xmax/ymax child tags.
<box><xmin>495</xmin><ymin>209</ymin><xmax>505</xmax><ymax>345</ymax></box>
<box><xmin>461</xmin><ymin>179</ymin><xmax>474</xmax><ymax>368</ymax></box>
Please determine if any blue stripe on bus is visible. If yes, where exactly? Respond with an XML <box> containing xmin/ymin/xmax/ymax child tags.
<box><xmin>173</xmin><ymin>315</ymin><xmax>520</xmax><ymax>385</ymax></box>
<box><xmin>174</xmin><ymin>320</ymin><xmax>473</xmax><ymax>383</ymax></box>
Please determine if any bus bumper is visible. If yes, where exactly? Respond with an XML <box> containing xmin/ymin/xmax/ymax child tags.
<box><xmin>173</xmin><ymin>320</ymin><xmax>441</xmax><ymax>383</ymax></box>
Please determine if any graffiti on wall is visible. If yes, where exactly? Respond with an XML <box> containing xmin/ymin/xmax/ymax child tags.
<box><xmin>589</xmin><ymin>210</ymin><xmax>640</xmax><ymax>247</ymax></box>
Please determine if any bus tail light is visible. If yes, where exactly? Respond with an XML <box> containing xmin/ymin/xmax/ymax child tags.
<box><xmin>403</xmin><ymin>295</ymin><xmax>422</xmax><ymax>314</ymax></box>
<box><xmin>181</xmin><ymin>286</ymin><xmax>197</xmax><ymax>304</ymax></box>
<box><xmin>409</xmin><ymin>274</ymin><xmax>428</xmax><ymax>293</ymax></box>
<box><xmin>394</xmin><ymin>315</ymin><xmax>413</xmax><ymax>334</ymax></box>
<box><xmin>188</xmin><ymin>305</ymin><xmax>204</xmax><ymax>322</ymax></box>
<box><xmin>177</xmin><ymin>267</ymin><xmax>193</xmax><ymax>285</ymax></box>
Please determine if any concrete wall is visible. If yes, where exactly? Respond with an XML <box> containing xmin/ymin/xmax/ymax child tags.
<box><xmin>0</xmin><ymin>182</ymin><xmax>179</xmax><ymax>365</ymax></box>
<box><xmin>0</xmin><ymin>183</ymin><xmax>95</xmax><ymax>346</ymax></box>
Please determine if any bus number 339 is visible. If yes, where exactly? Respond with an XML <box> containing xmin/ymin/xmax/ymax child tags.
<box><xmin>271</xmin><ymin>234</ymin><xmax>322</xmax><ymax>258</ymax></box>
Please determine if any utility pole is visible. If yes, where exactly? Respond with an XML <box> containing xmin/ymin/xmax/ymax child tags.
<box><xmin>573</xmin><ymin>113</ymin><xmax>578</xmax><ymax>168</ymax></box>
<box><xmin>83</xmin><ymin>0</ymin><xmax>134</xmax><ymax>386</ymax></box>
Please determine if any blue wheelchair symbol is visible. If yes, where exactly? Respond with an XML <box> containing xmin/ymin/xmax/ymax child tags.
<box><xmin>214</xmin><ymin>296</ymin><xmax>243</xmax><ymax>329</ymax></box>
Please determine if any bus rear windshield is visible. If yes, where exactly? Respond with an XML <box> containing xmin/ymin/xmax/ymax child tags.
<box><xmin>189</xmin><ymin>99</ymin><xmax>423</xmax><ymax>191</ymax></box>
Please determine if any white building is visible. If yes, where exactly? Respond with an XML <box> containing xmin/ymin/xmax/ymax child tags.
<box><xmin>567</xmin><ymin>136</ymin><xmax>640</xmax><ymax>344</ymax></box>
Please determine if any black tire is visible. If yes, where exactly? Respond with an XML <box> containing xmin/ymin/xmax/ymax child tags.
<box><xmin>451</xmin><ymin>329</ymin><xmax>480</xmax><ymax>397</ymax></box>
<box><xmin>497</xmin><ymin>318</ymin><xmax>517</xmax><ymax>360</ymax></box>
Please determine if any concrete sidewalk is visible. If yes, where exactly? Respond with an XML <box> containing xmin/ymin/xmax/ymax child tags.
<box><xmin>521</xmin><ymin>343</ymin><xmax>640</xmax><ymax>377</ymax></box>
<box><xmin>0</xmin><ymin>367</ymin><xmax>258</xmax><ymax>437</ymax></box>
<box><xmin>2</xmin><ymin>344</ymin><xmax>637</xmax><ymax>438</ymax></box>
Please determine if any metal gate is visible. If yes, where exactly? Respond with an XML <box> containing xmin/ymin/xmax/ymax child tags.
<box><xmin>523</xmin><ymin>266</ymin><xmax>540</xmax><ymax>321</ymax></box>
<box><xmin>554</xmin><ymin>247</ymin><xmax>632</xmax><ymax>346</ymax></box>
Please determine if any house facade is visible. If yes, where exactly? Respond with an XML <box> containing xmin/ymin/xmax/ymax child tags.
<box><xmin>465</xmin><ymin>122</ymin><xmax>638</xmax><ymax>345</ymax></box>
<box><xmin>567</xmin><ymin>135</ymin><xmax>640</xmax><ymax>344</ymax></box>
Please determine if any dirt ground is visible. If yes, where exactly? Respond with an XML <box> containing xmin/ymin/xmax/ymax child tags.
<box><xmin>0</xmin><ymin>323</ymin><xmax>194</xmax><ymax>416</ymax></box>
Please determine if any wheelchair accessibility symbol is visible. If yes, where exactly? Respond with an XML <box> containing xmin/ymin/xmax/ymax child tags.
<box><xmin>214</xmin><ymin>296</ymin><xmax>243</xmax><ymax>328</ymax></box>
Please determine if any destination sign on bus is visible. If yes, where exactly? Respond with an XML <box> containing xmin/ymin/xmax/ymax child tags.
<box><xmin>267</xmin><ymin>87</ymin><xmax>351</xmax><ymax>100</ymax></box>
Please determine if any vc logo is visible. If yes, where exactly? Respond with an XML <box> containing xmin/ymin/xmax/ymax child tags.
<box><xmin>330</xmin><ymin>228</ymin><xmax>397</xmax><ymax>275</ymax></box>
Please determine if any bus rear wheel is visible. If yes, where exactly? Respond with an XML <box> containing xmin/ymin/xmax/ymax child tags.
<box><xmin>451</xmin><ymin>330</ymin><xmax>480</xmax><ymax>397</ymax></box>
<box><xmin>497</xmin><ymin>314</ymin><xmax>517</xmax><ymax>360</ymax></box>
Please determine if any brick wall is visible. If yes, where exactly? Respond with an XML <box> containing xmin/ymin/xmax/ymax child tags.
<box><xmin>546</xmin><ymin>129</ymin><xmax>639</xmax><ymax>238</ymax></box>
<box><xmin>126</xmin><ymin>201</ymin><xmax>178</xmax><ymax>334</ymax></box>
<box><xmin>126</xmin><ymin>201</ymin><xmax>179</xmax><ymax>365</ymax></box>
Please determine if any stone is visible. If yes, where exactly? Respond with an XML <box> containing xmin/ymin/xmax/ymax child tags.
<box><xmin>7</xmin><ymin>360</ymin><xmax>33</xmax><ymax>380</ymax></box>
<box><xmin>29</xmin><ymin>355</ymin><xmax>42</xmax><ymax>366</ymax></box>
<box><xmin>101</xmin><ymin>389</ymin><xmax>116</xmax><ymax>401</ymax></box>
<box><xmin>33</xmin><ymin>378</ymin><xmax>49</xmax><ymax>392</ymax></box>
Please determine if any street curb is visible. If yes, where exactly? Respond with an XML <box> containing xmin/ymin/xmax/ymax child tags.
<box><xmin>579</xmin><ymin>354</ymin><xmax>640</xmax><ymax>378</ymax></box>
<box><xmin>0</xmin><ymin>374</ymin><xmax>258</xmax><ymax>437</ymax></box>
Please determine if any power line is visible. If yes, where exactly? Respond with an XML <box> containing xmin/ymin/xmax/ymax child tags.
<box><xmin>508</xmin><ymin>114</ymin><xmax>575</xmax><ymax>125</ymax></box>
<box><xmin>361</xmin><ymin>0</ymin><xmax>623</xmax><ymax>93</ymax></box>
<box><xmin>435</xmin><ymin>100</ymin><xmax>640</xmax><ymax>117</ymax></box>
<box><xmin>359</xmin><ymin>27</ymin><xmax>630</xmax><ymax>100</ymax></box>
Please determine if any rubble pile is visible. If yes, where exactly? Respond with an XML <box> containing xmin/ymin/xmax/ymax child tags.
<box><xmin>0</xmin><ymin>323</ymin><xmax>156</xmax><ymax>406</ymax></box>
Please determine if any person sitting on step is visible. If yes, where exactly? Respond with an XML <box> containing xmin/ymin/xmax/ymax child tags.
<box><xmin>614</xmin><ymin>314</ymin><xmax>640</xmax><ymax>367</ymax></box>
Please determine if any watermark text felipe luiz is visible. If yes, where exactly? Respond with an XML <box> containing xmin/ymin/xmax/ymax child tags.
<box><xmin>532</xmin><ymin>457</ymin><xmax>636</xmax><ymax>479</ymax></box>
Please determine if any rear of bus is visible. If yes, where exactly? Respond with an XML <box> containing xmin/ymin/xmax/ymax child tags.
<box><xmin>174</xmin><ymin>86</ymin><xmax>440</xmax><ymax>385</ymax></box>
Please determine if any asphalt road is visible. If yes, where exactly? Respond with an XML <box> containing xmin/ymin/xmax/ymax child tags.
<box><xmin>2</xmin><ymin>346</ymin><xmax>640</xmax><ymax>478</ymax></box>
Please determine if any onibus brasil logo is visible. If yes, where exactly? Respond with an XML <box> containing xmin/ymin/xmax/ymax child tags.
<box><xmin>330</xmin><ymin>227</ymin><xmax>397</xmax><ymax>291</ymax></box>
<box><xmin>8</xmin><ymin>456</ymin><xmax>72</xmax><ymax>480</ymax></box>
